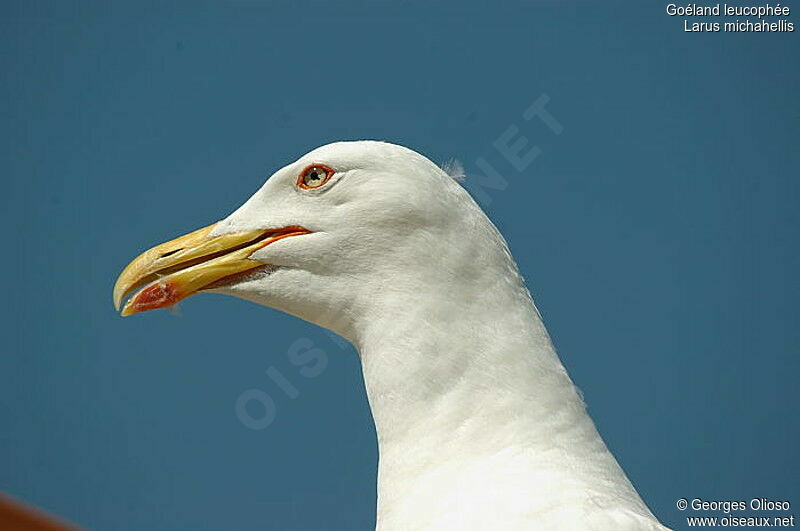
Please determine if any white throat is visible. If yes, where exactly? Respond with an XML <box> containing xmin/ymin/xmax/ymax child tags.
<box><xmin>349</xmin><ymin>256</ymin><xmax>660</xmax><ymax>529</ymax></box>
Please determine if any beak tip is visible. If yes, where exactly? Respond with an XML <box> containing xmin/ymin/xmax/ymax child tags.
<box><xmin>112</xmin><ymin>283</ymin><xmax>125</xmax><ymax>313</ymax></box>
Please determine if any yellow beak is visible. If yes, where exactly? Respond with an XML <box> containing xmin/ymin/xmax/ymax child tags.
<box><xmin>113</xmin><ymin>222</ymin><xmax>310</xmax><ymax>316</ymax></box>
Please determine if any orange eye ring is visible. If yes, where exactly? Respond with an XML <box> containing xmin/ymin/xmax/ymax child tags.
<box><xmin>297</xmin><ymin>164</ymin><xmax>335</xmax><ymax>190</ymax></box>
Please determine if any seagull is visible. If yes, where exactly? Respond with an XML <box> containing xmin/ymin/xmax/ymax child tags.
<box><xmin>113</xmin><ymin>141</ymin><xmax>669</xmax><ymax>530</ymax></box>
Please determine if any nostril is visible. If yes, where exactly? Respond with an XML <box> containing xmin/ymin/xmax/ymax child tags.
<box><xmin>159</xmin><ymin>249</ymin><xmax>182</xmax><ymax>259</ymax></box>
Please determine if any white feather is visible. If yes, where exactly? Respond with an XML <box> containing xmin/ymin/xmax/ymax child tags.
<box><xmin>210</xmin><ymin>141</ymin><xmax>669</xmax><ymax>530</ymax></box>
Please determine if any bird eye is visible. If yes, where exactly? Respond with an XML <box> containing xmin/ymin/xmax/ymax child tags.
<box><xmin>297</xmin><ymin>164</ymin><xmax>334</xmax><ymax>190</ymax></box>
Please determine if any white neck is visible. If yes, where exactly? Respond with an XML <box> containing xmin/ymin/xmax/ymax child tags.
<box><xmin>351</xmin><ymin>266</ymin><xmax>659</xmax><ymax>529</ymax></box>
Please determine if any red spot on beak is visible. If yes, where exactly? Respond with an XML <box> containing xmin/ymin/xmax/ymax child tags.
<box><xmin>130</xmin><ymin>280</ymin><xmax>181</xmax><ymax>314</ymax></box>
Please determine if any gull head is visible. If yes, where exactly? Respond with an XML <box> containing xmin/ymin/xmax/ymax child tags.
<box><xmin>113</xmin><ymin>141</ymin><xmax>502</xmax><ymax>339</ymax></box>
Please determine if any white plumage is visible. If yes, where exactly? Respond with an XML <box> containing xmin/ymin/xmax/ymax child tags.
<box><xmin>115</xmin><ymin>141</ymin><xmax>669</xmax><ymax>530</ymax></box>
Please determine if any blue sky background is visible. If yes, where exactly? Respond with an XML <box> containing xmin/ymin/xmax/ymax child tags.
<box><xmin>1</xmin><ymin>1</ymin><xmax>797</xmax><ymax>529</ymax></box>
